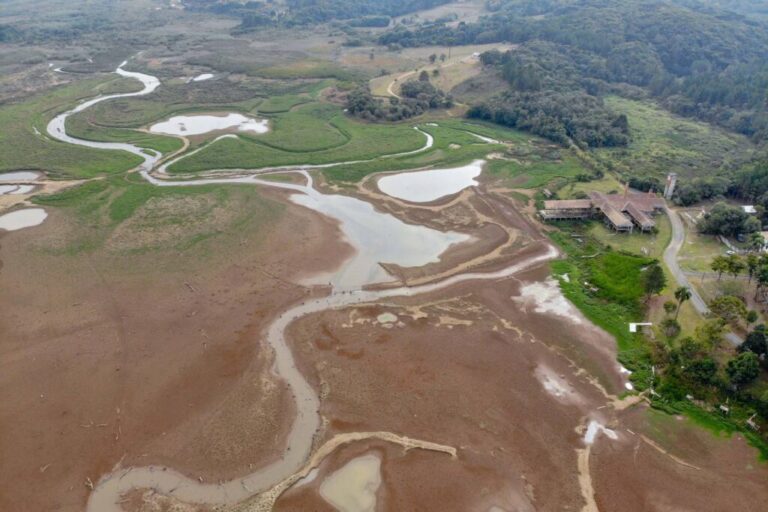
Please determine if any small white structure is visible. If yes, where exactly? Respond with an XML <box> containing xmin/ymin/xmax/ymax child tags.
<box><xmin>663</xmin><ymin>172</ymin><xmax>678</xmax><ymax>199</ymax></box>
<box><xmin>629</xmin><ymin>322</ymin><xmax>652</xmax><ymax>333</ymax></box>
<box><xmin>742</xmin><ymin>205</ymin><xmax>757</xmax><ymax>215</ymax></box>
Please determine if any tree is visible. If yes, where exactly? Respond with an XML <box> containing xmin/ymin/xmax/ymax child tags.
<box><xmin>749</xmin><ymin>232</ymin><xmax>765</xmax><ymax>252</ymax></box>
<box><xmin>747</xmin><ymin>310</ymin><xmax>759</xmax><ymax>324</ymax></box>
<box><xmin>726</xmin><ymin>352</ymin><xmax>760</xmax><ymax>388</ymax></box>
<box><xmin>698</xmin><ymin>202</ymin><xmax>755</xmax><ymax>237</ymax></box>
<box><xmin>739</xmin><ymin>327</ymin><xmax>767</xmax><ymax>357</ymax></box>
<box><xmin>429</xmin><ymin>53</ymin><xmax>437</xmax><ymax>64</ymax></box>
<box><xmin>711</xmin><ymin>255</ymin><xmax>730</xmax><ymax>280</ymax></box>
<box><xmin>661</xmin><ymin>318</ymin><xmax>681</xmax><ymax>339</ymax></box>
<box><xmin>695</xmin><ymin>318</ymin><xmax>727</xmax><ymax>350</ymax></box>
<box><xmin>418</xmin><ymin>70</ymin><xmax>430</xmax><ymax>81</ymax></box>
<box><xmin>684</xmin><ymin>358</ymin><xmax>718</xmax><ymax>386</ymax></box>
<box><xmin>439</xmin><ymin>53</ymin><xmax>446</xmax><ymax>62</ymax></box>
<box><xmin>747</xmin><ymin>253</ymin><xmax>759</xmax><ymax>283</ymax></box>
<box><xmin>756</xmin><ymin>264</ymin><xmax>768</xmax><ymax>301</ymax></box>
<box><xmin>677</xmin><ymin>336</ymin><xmax>707</xmax><ymax>360</ymax></box>
<box><xmin>674</xmin><ymin>286</ymin><xmax>691</xmax><ymax>320</ymax></box>
<box><xmin>709</xmin><ymin>295</ymin><xmax>748</xmax><ymax>325</ymax></box>
<box><xmin>643</xmin><ymin>263</ymin><xmax>666</xmax><ymax>302</ymax></box>
<box><xmin>664</xmin><ymin>300</ymin><xmax>678</xmax><ymax>316</ymax></box>
<box><xmin>725</xmin><ymin>254</ymin><xmax>745</xmax><ymax>279</ymax></box>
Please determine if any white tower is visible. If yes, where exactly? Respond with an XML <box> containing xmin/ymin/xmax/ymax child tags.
<box><xmin>663</xmin><ymin>173</ymin><xmax>677</xmax><ymax>199</ymax></box>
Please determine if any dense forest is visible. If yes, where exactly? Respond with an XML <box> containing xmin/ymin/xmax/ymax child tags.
<box><xmin>467</xmin><ymin>44</ymin><xmax>630</xmax><ymax>148</ymax></box>
<box><xmin>185</xmin><ymin>0</ymin><xmax>452</xmax><ymax>29</ymax></box>
<box><xmin>379</xmin><ymin>0</ymin><xmax>768</xmax><ymax>142</ymax></box>
<box><xmin>347</xmin><ymin>72</ymin><xmax>453</xmax><ymax>121</ymax></box>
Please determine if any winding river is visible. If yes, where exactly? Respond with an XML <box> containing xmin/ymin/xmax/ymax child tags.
<box><xmin>46</xmin><ymin>60</ymin><xmax>558</xmax><ymax>511</ymax></box>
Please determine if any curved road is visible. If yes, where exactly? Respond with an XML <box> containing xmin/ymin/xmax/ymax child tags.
<box><xmin>663</xmin><ymin>207</ymin><xmax>742</xmax><ymax>346</ymax></box>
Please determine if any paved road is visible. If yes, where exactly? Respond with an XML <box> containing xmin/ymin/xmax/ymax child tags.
<box><xmin>684</xmin><ymin>271</ymin><xmax>749</xmax><ymax>280</ymax></box>
<box><xmin>663</xmin><ymin>207</ymin><xmax>742</xmax><ymax>346</ymax></box>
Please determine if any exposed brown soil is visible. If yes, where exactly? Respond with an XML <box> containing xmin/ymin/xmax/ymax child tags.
<box><xmin>3</xmin><ymin>175</ymin><xmax>768</xmax><ymax>512</ymax></box>
<box><xmin>277</xmin><ymin>268</ymin><xmax>620</xmax><ymax>511</ymax></box>
<box><xmin>275</xmin><ymin>262</ymin><xmax>768</xmax><ymax>511</ymax></box>
<box><xmin>593</xmin><ymin>406</ymin><xmax>768</xmax><ymax>512</ymax></box>
<box><xmin>0</xmin><ymin>187</ymin><xmax>350</xmax><ymax>511</ymax></box>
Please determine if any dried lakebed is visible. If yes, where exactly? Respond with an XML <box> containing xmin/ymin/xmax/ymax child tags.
<box><xmin>43</xmin><ymin>61</ymin><xmax>600</xmax><ymax>511</ymax></box>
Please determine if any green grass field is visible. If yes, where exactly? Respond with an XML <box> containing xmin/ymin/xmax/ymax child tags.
<box><xmin>65</xmin><ymin>113</ymin><xmax>184</xmax><ymax>154</ymax></box>
<box><xmin>678</xmin><ymin>228</ymin><xmax>727</xmax><ymax>273</ymax></box>
<box><xmin>0</xmin><ymin>77</ymin><xmax>145</xmax><ymax>178</ymax></box>
<box><xmin>256</xmin><ymin>103</ymin><xmax>351</xmax><ymax>152</ymax></box>
<box><xmin>588</xmin><ymin>214</ymin><xmax>672</xmax><ymax>260</ymax></box>
<box><xmin>33</xmin><ymin>176</ymin><xmax>280</xmax><ymax>255</ymax></box>
<box><xmin>599</xmin><ymin>96</ymin><xmax>754</xmax><ymax>180</ymax></box>
<box><xmin>561</xmin><ymin>174</ymin><xmax>624</xmax><ymax>197</ymax></box>
<box><xmin>487</xmin><ymin>155</ymin><xmax>586</xmax><ymax>188</ymax></box>
<box><xmin>257</xmin><ymin>94</ymin><xmax>311</xmax><ymax>114</ymax></box>
<box><xmin>549</xmin><ymin>228</ymin><xmax>653</xmax><ymax>383</ymax></box>
<box><xmin>167</xmin><ymin>105</ymin><xmax>426</xmax><ymax>173</ymax></box>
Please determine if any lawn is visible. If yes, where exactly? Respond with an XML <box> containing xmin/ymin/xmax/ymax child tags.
<box><xmin>435</xmin><ymin>118</ymin><xmax>532</xmax><ymax>143</ymax></box>
<box><xmin>677</xmin><ymin>220</ymin><xmax>727</xmax><ymax>273</ymax></box>
<box><xmin>553</xmin><ymin>222</ymin><xmax>768</xmax><ymax>458</ymax></box>
<box><xmin>588</xmin><ymin>214</ymin><xmax>672</xmax><ymax>260</ymax></box>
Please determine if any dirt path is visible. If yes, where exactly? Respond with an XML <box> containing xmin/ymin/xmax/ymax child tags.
<box><xmin>385</xmin><ymin>70</ymin><xmax>416</xmax><ymax>99</ymax></box>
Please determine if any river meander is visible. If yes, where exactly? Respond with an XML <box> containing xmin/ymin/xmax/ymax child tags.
<box><xmin>44</xmin><ymin>59</ymin><xmax>559</xmax><ymax>512</ymax></box>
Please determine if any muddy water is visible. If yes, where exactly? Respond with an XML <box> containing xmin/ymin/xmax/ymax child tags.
<box><xmin>291</xmin><ymin>172</ymin><xmax>470</xmax><ymax>289</ymax></box>
<box><xmin>190</xmin><ymin>73</ymin><xmax>214</xmax><ymax>82</ymax></box>
<box><xmin>514</xmin><ymin>278</ymin><xmax>583</xmax><ymax>324</ymax></box>
<box><xmin>0</xmin><ymin>184</ymin><xmax>35</xmax><ymax>195</ymax></box>
<box><xmin>46</xmin><ymin>60</ymin><xmax>561</xmax><ymax>511</ymax></box>
<box><xmin>376</xmin><ymin>160</ymin><xmax>484</xmax><ymax>203</ymax></box>
<box><xmin>149</xmin><ymin>113</ymin><xmax>269</xmax><ymax>136</ymax></box>
<box><xmin>0</xmin><ymin>171</ymin><xmax>40</xmax><ymax>182</ymax></box>
<box><xmin>319</xmin><ymin>454</ymin><xmax>381</xmax><ymax>512</ymax></box>
<box><xmin>0</xmin><ymin>208</ymin><xmax>48</xmax><ymax>231</ymax></box>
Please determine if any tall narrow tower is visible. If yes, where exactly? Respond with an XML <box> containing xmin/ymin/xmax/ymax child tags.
<box><xmin>663</xmin><ymin>173</ymin><xmax>678</xmax><ymax>199</ymax></box>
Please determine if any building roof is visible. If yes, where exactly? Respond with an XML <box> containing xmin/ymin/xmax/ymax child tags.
<box><xmin>599</xmin><ymin>203</ymin><xmax>634</xmax><ymax>228</ymax></box>
<box><xmin>588</xmin><ymin>191</ymin><xmax>664</xmax><ymax>213</ymax></box>
<box><xmin>542</xmin><ymin>199</ymin><xmax>593</xmax><ymax>210</ymax></box>
<box><xmin>625</xmin><ymin>202</ymin><xmax>655</xmax><ymax>229</ymax></box>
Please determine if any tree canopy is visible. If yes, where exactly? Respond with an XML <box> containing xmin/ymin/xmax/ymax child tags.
<box><xmin>379</xmin><ymin>0</ymin><xmax>768</xmax><ymax>141</ymax></box>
